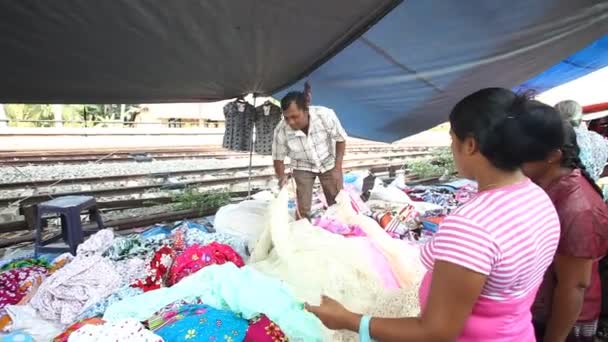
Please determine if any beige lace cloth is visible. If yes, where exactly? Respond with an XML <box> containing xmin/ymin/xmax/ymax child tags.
<box><xmin>250</xmin><ymin>189</ymin><xmax>424</xmax><ymax>341</ymax></box>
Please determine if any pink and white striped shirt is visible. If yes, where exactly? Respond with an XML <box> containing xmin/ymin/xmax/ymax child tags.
<box><xmin>419</xmin><ymin>179</ymin><xmax>560</xmax><ymax>341</ymax></box>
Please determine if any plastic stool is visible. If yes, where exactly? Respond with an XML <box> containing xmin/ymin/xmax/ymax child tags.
<box><xmin>34</xmin><ymin>196</ymin><xmax>104</xmax><ymax>257</ymax></box>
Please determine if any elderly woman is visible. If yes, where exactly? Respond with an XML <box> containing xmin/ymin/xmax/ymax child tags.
<box><xmin>306</xmin><ymin>88</ymin><xmax>561</xmax><ymax>341</ymax></box>
<box><xmin>555</xmin><ymin>100</ymin><xmax>608</xmax><ymax>181</ymax></box>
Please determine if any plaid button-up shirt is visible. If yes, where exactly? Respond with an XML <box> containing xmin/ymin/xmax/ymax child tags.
<box><xmin>272</xmin><ymin>106</ymin><xmax>347</xmax><ymax>173</ymax></box>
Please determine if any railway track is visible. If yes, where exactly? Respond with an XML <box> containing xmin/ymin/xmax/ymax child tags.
<box><xmin>0</xmin><ymin>151</ymin><xmax>431</xmax><ymax>192</ymax></box>
<box><xmin>0</xmin><ymin>145</ymin><xmax>431</xmax><ymax>165</ymax></box>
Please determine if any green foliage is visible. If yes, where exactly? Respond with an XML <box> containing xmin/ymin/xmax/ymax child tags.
<box><xmin>172</xmin><ymin>188</ymin><xmax>231</xmax><ymax>213</ymax></box>
<box><xmin>4</xmin><ymin>104</ymin><xmax>142</xmax><ymax>127</ymax></box>
<box><xmin>406</xmin><ymin>147</ymin><xmax>455</xmax><ymax>179</ymax></box>
<box><xmin>4</xmin><ymin>104</ymin><xmax>54</xmax><ymax>127</ymax></box>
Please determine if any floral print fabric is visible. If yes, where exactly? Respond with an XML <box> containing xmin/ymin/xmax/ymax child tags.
<box><xmin>0</xmin><ymin>266</ymin><xmax>48</xmax><ymax>316</ymax></box>
<box><xmin>76</xmin><ymin>286</ymin><xmax>143</xmax><ymax>321</ymax></box>
<box><xmin>131</xmin><ymin>245</ymin><xmax>175</xmax><ymax>292</ymax></box>
<box><xmin>0</xmin><ymin>258</ymin><xmax>51</xmax><ymax>272</ymax></box>
<box><xmin>152</xmin><ymin>303</ymin><xmax>249</xmax><ymax>342</ymax></box>
<box><xmin>168</xmin><ymin>243</ymin><xmax>245</xmax><ymax>286</ymax></box>
<box><xmin>245</xmin><ymin>315</ymin><xmax>288</xmax><ymax>342</ymax></box>
<box><xmin>53</xmin><ymin>317</ymin><xmax>104</xmax><ymax>342</ymax></box>
<box><xmin>67</xmin><ymin>318</ymin><xmax>163</xmax><ymax>342</ymax></box>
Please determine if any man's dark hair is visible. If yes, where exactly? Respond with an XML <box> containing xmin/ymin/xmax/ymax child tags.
<box><xmin>281</xmin><ymin>91</ymin><xmax>308</xmax><ymax>112</ymax></box>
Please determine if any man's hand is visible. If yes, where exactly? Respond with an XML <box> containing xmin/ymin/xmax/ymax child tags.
<box><xmin>279</xmin><ymin>175</ymin><xmax>289</xmax><ymax>188</ymax></box>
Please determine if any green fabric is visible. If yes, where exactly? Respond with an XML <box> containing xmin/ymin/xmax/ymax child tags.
<box><xmin>103</xmin><ymin>263</ymin><xmax>323</xmax><ymax>341</ymax></box>
<box><xmin>0</xmin><ymin>258</ymin><xmax>51</xmax><ymax>271</ymax></box>
<box><xmin>103</xmin><ymin>234</ymin><xmax>168</xmax><ymax>261</ymax></box>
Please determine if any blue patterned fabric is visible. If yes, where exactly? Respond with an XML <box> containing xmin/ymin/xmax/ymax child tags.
<box><xmin>76</xmin><ymin>286</ymin><xmax>143</xmax><ymax>321</ymax></box>
<box><xmin>153</xmin><ymin>304</ymin><xmax>248</xmax><ymax>342</ymax></box>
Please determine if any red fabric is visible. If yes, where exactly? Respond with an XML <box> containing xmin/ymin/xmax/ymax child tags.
<box><xmin>533</xmin><ymin>169</ymin><xmax>608</xmax><ymax>323</ymax></box>
<box><xmin>168</xmin><ymin>242</ymin><xmax>245</xmax><ymax>286</ymax></box>
<box><xmin>131</xmin><ymin>245</ymin><xmax>175</xmax><ymax>292</ymax></box>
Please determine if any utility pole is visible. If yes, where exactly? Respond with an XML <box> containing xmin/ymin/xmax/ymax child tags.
<box><xmin>51</xmin><ymin>104</ymin><xmax>63</xmax><ymax>128</ymax></box>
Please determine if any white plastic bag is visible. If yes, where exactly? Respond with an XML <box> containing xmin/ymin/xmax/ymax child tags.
<box><xmin>369</xmin><ymin>183</ymin><xmax>413</xmax><ymax>204</ymax></box>
<box><xmin>214</xmin><ymin>199</ymin><xmax>271</xmax><ymax>249</ymax></box>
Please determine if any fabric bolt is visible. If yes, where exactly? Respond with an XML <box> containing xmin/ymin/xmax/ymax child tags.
<box><xmin>384</xmin><ymin>203</ymin><xmax>419</xmax><ymax>236</ymax></box>
<box><xmin>183</xmin><ymin>229</ymin><xmax>249</xmax><ymax>260</ymax></box>
<box><xmin>250</xmin><ymin>189</ymin><xmax>422</xmax><ymax>341</ymax></box>
<box><xmin>574</xmin><ymin>125</ymin><xmax>608</xmax><ymax>181</ymax></box>
<box><xmin>254</xmin><ymin>102</ymin><xmax>282</xmax><ymax>155</ymax></box>
<box><xmin>0</xmin><ymin>258</ymin><xmax>51</xmax><ymax>272</ymax></box>
<box><xmin>104</xmin><ymin>233</ymin><xmax>169</xmax><ymax>262</ymax></box>
<box><xmin>75</xmin><ymin>286</ymin><xmax>143</xmax><ymax>321</ymax></box>
<box><xmin>67</xmin><ymin>318</ymin><xmax>163</xmax><ymax>342</ymax></box>
<box><xmin>103</xmin><ymin>263</ymin><xmax>323</xmax><ymax>342</ymax></box>
<box><xmin>4</xmin><ymin>304</ymin><xmax>63</xmax><ymax>342</ymax></box>
<box><xmin>0</xmin><ymin>331</ymin><xmax>35</xmax><ymax>342</ymax></box>
<box><xmin>168</xmin><ymin>242</ymin><xmax>245</xmax><ymax>286</ymax></box>
<box><xmin>454</xmin><ymin>183</ymin><xmax>478</xmax><ymax>204</ymax></box>
<box><xmin>420</xmin><ymin>179</ymin><xmax>560</xmax><ymax>341</ymax></box>
<box><xmin>214</xmin><ymin>199</ymin><xmax>272</xmax><ymax>251</ymax></box>
<box><xmin>332</xmin><ymin>191</ymin><xmax>425</xmax><ymax>289</ymax></box>
<box><xmin>53</xmin><ymin>317</ymin><xmax>105</xmax><ymax>342</ymax></box>
<box><xmin>533</xmin><ymin>169</ymin><xmax>608</xmax><ymax>330</ymax></box>
<box><xmin>131</xmin><ymin>245</ymin><xmax>175</xmax><ymax>292</ymax></box>
<box><xmin>145</xmin><ymin>299</ymin><xmax>205</xmax><ymax>331</ymax></box>
<box><xmin>114</xmin><ymin>258</ymin><xmax>147</xmax><ymax>287</ymax></box>
<box><xmin>343</xmin><ymin>184</ymin><xmax>371</xmax><ymax>216</ymax></box>
<box><xmin>272</xmin><ymin>105</ymin><xmax>347</xmax><ymax>173</ymax></box>
<box><xmin>312</xmin><ymin>217</ymin><xmax>365</xmax><ymax>237</ymax></box>
<box><xmin>30</xmin><ymin>229</ymin><xmax>122</xmax><ymax>325</ymax></box>
<box><xmin>152</xmin><ymin>303</ymin><xmax>249</xmax><ymax>342</ymax></box>
<box><xmin>0</xmin><ymin>266</ymin><xmax>48</xmax><ymax>316</ymax></box>
<box><xmin>245</xmin><ymin>315</ymin><xmax>288</xmax><ymax>342</ymax></box>
<box><xmin>223</xmin><ymin>100</ymin><xmax>255</xmax><ymax>152</ymax></box>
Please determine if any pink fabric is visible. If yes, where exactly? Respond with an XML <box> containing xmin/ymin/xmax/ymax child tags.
<box><xmin>245</xmin><ymin>314</ymin><xmax>288</xmax><ymax>342</ymax></box>
<box><xmin>419</xmin><ymin>272</ymin><xmax>537</xmax><ymax>342</ymax></box>
<box><xmin>362</xmin><ymin>240</ymin><xmax>399</xmax><ymax>289</ymax></box>
<box><xmin>313</xmin><ymin>217</ymin><xmax>365</xmax><ymax>237</ymax></box>
<box><xmin>0</xmin><ymin>266</ymin><xmax>48</xmax><ymax>315</ymax></box>
<box><xmin>168</xmin><ymin>242</ymin><xmax>245</xmax><ymax>285</ymax></box>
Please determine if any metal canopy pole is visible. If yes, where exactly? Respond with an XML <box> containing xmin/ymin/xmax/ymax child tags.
<box><xmin>247</xmin><ymin>94</ymin><xmax>258</xmax><ymax>199</ymax></box>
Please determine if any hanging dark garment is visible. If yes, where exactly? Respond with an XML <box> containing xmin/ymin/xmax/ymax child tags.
<box><xmin>222</xmin><ymin>100</ymin><xmax>255</xmax><ymax>151</ymax></box>
<box><xmin>254</xmin><ymin>102</ymin><xmax>282</xmax><ymax>155</ymax></box>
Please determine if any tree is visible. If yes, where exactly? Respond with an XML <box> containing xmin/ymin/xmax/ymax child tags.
<box><xmin>4</xmin><ymin>104</ymin><xmax>54</xmax><ymax>127</ymax></box>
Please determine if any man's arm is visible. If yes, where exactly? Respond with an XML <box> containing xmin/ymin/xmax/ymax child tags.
<box><xmin>543</xmin><ymin>254</ymin><xmax>593</xmax><ymax>341</ymax></box>
<box><xmin>272</xmin><ymin>125</ymin><xmax>288</xmax><ymax>187</ymax></box>
<box><xmin>273</xmin><ymin>160</ymin><xmax>288</xmax><ymax>187</ymax></box>
<box><xmin>335</xmin><ymin>141</ymin><xmax>345</xmax><ymax>168</ymax></box>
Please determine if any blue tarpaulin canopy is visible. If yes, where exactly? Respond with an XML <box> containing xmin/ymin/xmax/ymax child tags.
<box><xmin>276</xmin><ymin>1</ymin><xmax>608</xmax><ymax>142</ymax></box>
<box><xmin>515</xmin><ymin>35</ymin><xmax>608</xmax><ymax>95</ymax></box>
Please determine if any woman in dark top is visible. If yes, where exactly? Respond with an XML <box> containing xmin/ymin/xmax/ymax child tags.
<box><xmin>522</xmin><ymin>123</ymin><xmax>608</xmax><ymax>341</ymax></box>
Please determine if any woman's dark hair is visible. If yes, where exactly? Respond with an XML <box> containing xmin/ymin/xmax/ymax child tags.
<box><xmin>450</xmin><ymin>88</ymin><xmax>565</xmax><ymax>171</ymax></box>
<box><xmin>560</xmin><ymin>124</ymin><xmax>604</xmax><ymax>196</ymax></box>
<box><xmin>280</xmin><ymin>91</ymin><xmax>308</xmax><ymax>112</ymax></box>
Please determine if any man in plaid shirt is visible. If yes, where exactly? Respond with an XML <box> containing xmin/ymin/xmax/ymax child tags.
<box><xmin>272</xmin><ymin>91</ymin><xmax>347</xmax><ymax>218</ymax></box>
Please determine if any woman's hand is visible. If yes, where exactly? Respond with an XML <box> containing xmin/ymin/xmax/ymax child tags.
<box><xmin>305</xmin><ymin>295</ymin><xmax>360</xmax><ymax>330</ymax></box>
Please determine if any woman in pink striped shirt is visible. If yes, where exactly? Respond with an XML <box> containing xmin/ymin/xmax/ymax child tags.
<box><xmin>307</xmin><ymin>88</ymin><xmax>561</xmax><ymax>341</ymax></box>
